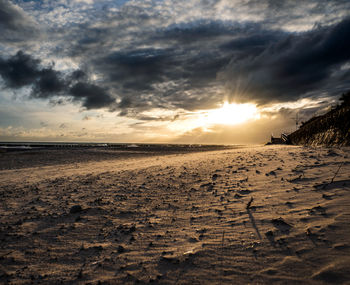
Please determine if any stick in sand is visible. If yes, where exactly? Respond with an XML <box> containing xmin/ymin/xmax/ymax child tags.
<box><xmin>322</xmin><ymin>162</ymin><xmax>344</xmax><ymax>189</ymax></box>
<box><xmin>246</xmin><ymin>197</ymin><xmax>254</xmax><ymax>209</ymax></box>
<box><xmin>331</xmin><ymin>162</ymin><xmax>344</xmax><ymax>184</ymax></box>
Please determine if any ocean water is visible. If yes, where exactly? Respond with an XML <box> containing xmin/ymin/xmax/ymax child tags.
<box><xmin>0</xmin><ymin>142</ymin><xmax>238</xmax><ymax>152</ymax></box>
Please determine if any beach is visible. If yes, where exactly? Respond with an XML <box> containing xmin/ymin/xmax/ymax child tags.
<box><xmin>1</xmin><ymin>145</ymin><xmax>350</xmax><ymax>284</ymax></box>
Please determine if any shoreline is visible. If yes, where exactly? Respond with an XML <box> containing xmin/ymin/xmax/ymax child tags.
<box><xmin>1</xmin><ymin>145</ymin><xmax>350</xmax><ymax>284</ymax></box>
<box><xmin>0</xmin><ymin>144</ymin><xmax>240</xmax><ymax>171</ymax></box>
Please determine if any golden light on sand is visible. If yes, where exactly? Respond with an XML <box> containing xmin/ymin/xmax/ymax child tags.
<box><xmin>199</xmin><ymin>102</ymin><xmax>260</xmax><ymax>126</ymax></box>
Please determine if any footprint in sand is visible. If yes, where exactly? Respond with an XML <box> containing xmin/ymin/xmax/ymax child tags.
<box><xmin>238</xmin><ymin>189</ymin><xmax>252</xmax><ymax>195</ymax></box>
<box><xmin>309</xmin><ymin>205</ymin><xmax>327</xmax><ymax>216</ymax></box>
<box><xmin>212</xmin><ymin>174</ymin><xmax>220</xmax><ymax>181</ymax></box>
<box><xmin>271</xmin><ymin>218</ymin><xmax>293</xmax><ymax>234</ymax></box>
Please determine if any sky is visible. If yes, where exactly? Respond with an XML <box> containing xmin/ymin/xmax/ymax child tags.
<box><xmin>0</xmin><ymin>0</ymin><xmax>349</xmax><ymax>144</ymax></box>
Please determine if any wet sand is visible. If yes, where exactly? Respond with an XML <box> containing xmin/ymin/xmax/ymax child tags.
<box><xmin>1</xmin><ymin>145</ymin><xmax>350</xmax><ymax>284</ymax></box>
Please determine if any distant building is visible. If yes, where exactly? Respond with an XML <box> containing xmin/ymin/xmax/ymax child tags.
<box><xmin>268</xmin><ymin>133</ymin><xmax>290</xmax><ymax>145</ymax></box>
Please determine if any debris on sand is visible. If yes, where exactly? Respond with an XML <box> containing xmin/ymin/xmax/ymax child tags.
<box><xmin>69</xmin><ymin>205</ymin><xmax>82</xmax><ymax>214</ymax></box>
<box><xmin>271</xmin><ymin>218</ymin><xmax>293</xmax><ymax>234</ymax></box>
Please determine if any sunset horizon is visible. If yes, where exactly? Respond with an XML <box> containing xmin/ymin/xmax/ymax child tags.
<box><xmin>1</xmin><ymin>0</ymin><xmax>349</xmax><ymax>144</ymax></box>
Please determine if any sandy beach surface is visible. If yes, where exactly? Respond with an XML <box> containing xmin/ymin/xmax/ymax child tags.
<box><xmin>1</xmin><ymin>145</ymin><xmax>350</xmax><ymax>284</ymax></box>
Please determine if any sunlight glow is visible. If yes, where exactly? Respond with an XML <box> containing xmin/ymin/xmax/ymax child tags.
<box><xmin>197</xmin><ymin>102</ymin><xmax>260</xmax><ymax>126</ymax></box>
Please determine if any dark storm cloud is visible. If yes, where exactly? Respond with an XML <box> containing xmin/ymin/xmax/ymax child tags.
<box><xmin>94</xmin><ymin>47</ymin><xmax>229</xmax><ymax>111</ymax></box>
<box><xmin>0</xmin><ymin>0</ymin><xmax>38</xmax><ymax>41</ymax></box>
<box><xmin>69</xmin><ymin>69</ymin><xmax>87</xmax><ymax>81</ymax></box>
<box><xmin>36</xmin><ymin>0</ymin><xmax>346</xmax><ymax>116</ymax></box>
<box><xmin>223</xmin><ymin>17</ymin><xmax>350</xmax><ymax>104</ymax></box>
<box><xmin>0</xmin><ymin>50</ymin><xmax>40</xmax><ymax>88</ymax></box>
<box><xmin>0</xmin><ymin>51</ymin><xmax>115</xmax><ymax>109</ymax></box>
<box><xmin>220</xmin><ymin>32</ymin><xmax>283</xmax><ymax>55</ymax></box>
<box><xmin>32</xmin><ymin>68</ymin><xmax>66</xmax><ymax>98</ymax></box>
<box><xmin>0</xmin><ymin>0</ymin><xmax>30</xmax><ymax>31</ymax></box>
<box><xmin>96</xmin><ymin>46</ymin><xmax>223</xmax><ymax>93</ymax></box>
<box><xmin>89</xmin><ymin>20</ymin><xmax>289</xmax><ymax>112</ymax></box>
<box><xmin>2</xmin><ymin>0</ymin><xmax>350</xmax><ymax>119</ymax></box>
<box><xmin>0</xmin><ymin>51</ymin><xmax>67</xmax><ymax>97</ymax></box>
<box><xmin>69</xmin><ymin>82</ymin><xmax>115</xmax><ymax>109</ymax></box>
<box><xmin>100</xmin><ymin>48</ymin><xmax>173</xmax><ymax>91</ymax></box>
<box><xmin>152</xmin><ymin>21</ymin><xmax>236</xmax><ymax>44</ymax></box>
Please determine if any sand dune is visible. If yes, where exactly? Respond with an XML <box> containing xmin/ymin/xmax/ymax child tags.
<box><xmin>1</xmin><ymin>145</ymin><xmax>350</xmax><ymax>284</ymax></box>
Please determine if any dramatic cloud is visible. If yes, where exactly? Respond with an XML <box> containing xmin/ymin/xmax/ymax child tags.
<box><xmin>69</xmin><ymin>82</ymin><xmax>115</xmax><ymax>109</ymax></box>
<box><xmin>2</xmin><ymin>0</ymin><xmax>349</xmax><ymax>113</ymax></box>
<box><xmin>223</xmin><ymin>17</ymin><xmax>350</xmax><ymax>105</ymax></box>
<box><xmin>88</xmin><ymin>21</ymin><xmax>282</xmax><ymax>112</ymax></box>
<box><xmin>1</xmin><ymin>0</ymin><xmax>349</xmax><ymax>142</ymax></box>
<box><xmin>86</xmin><ymin>17</ymin><xmax>349</xmax><ymax>112</ymax></box>
<box><xmin>0</xmin><ymin>50</ymin><xmax>41</xmax><ymax>88</ymax></box>
<box><xmin>0</xmin><ymin>51</ymin><xmax>115</xmax><ymax>109</ymax></box>
<box><xmin>0</xmin><ymin>0</ymin><xmax>39</xmax><ymax>42</ymax></box>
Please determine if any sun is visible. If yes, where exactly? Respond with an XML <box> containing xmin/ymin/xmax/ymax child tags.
<box><xmin>199</xmin><ymin>102</ymin><xmax>260</xmax><ymax>126</ymax></box>
<box><xmin>167</xmin><ymin>102</ymin><xmax>261</xmax><ymax>133</ymax></box>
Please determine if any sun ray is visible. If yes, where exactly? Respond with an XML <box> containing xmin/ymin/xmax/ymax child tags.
<box><xmin>197</xmin><ymin>102</ymin><xmax>260</xmax><ymax>127</ymax></box>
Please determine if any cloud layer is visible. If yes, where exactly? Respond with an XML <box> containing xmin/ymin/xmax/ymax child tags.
<box><xmin>1</xmin><ymin>0</ymin><xmax>349</xmax><ymax>114</ymax></box>
<box><xmin>0</xmin><ymin>51</ymin><xmax>115</xmax><ymax>109</ymax></box>
<box><xmin>0</xmin><ymin>0</ymin><xmax>349</xmax><ymax>142</ymax></box>
<box><xmin>0</xmin><ymin>0</ymin><xmax>39</xmax><ymax>42</ymax></box>
<box><xmin>223</xmin><ymin>18</ymin><xmax>350</xmax><ymax>104</ymax></box>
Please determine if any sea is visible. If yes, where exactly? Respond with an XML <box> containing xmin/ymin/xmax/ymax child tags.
<box><xmin>0</xmin><ymin>142</ymin><xmax>237</xmax><ymax>152</ymax></box>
